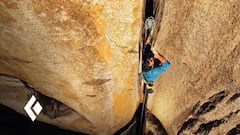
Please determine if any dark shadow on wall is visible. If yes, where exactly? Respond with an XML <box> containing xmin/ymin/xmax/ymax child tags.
<box><xmin>113</xmin><ymin>103</ymin><xmax>142</xmax><ymax>135</ymax></box>
<box><xmin>135</xmin><ymin>0</ymin><xmax>168</xmax><ymax>134</ymax></box>
<box><xmin>143</xmin><ymin>0</ymin><xmax>165</xmax><ymax>44</ymax></box>
<box><xmin>113</xmin><ymin>104</ymin><xmax>169</xmax><ymax>135</ymax></box>
<box><xmin>144</xmin><ymin>0</ymin><xmax>154</xmax><ymax>18</ymax></box>
<box><xmin>145</xmin><ymin>110</ymin><xmax>168</xmax><ymax>135</ymax></box>
<box><xmin>0</xmin><ymin>104</ymin><xmax>86</xmax><ymax>135</ymax></box>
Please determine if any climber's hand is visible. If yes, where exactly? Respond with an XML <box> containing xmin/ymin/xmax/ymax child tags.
<box><xmin>151</xmin><ymin>47</ymin><xmax>167</xmax><ymax>63</ymax></box>
<box><xmin>151</xmin><ymin>46</ymin><xmax>157</xmax><ymax>54</ymax></box>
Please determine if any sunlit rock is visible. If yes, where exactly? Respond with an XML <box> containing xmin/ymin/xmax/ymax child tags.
<box><xmin>0</xmin><ymin>0</ymin><xmax>142</xmax><ymax>134</ymax></box>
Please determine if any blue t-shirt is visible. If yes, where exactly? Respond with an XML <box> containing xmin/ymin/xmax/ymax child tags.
<box><xmin>142</xmin><ymin>61</ymin><xmax>170</xmax><ymax>82</ymax></box>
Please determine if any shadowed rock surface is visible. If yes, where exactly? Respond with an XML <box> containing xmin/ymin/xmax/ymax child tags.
<box><xmin>0</xmin><ymin>0</ymin><xmax>142</xmax><ymax>134</ymax></box>
<box><xmin>145</xmin><ymin>0</ymin><xmax>240</xmax><ymax>134</ymax></box>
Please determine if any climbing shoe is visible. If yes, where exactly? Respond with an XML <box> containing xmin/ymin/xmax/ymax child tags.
<box><xmin>146</xmin><ymin>82</ymin><xmax>154</xmax><ymax>93</ymax></box>
<box><xmin>147</xmin><ymin>89</ymin><xmax>154</xmax><ymax>94</ymax></box>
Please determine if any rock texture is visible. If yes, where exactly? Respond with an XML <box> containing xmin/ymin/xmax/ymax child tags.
<box><xmin>0</xmin><ymin>0</ymin><xmax>142</xmax><ymax>134</ymax></box>
<box><xmin>147</xmin><ymin>0</ymin><xmax>240</xmax><ymax>134</ymax></box>
<box><xmin>0</xmin><ymin>0</ymin><xmax>240</xmax><ymax>135</ymax></box>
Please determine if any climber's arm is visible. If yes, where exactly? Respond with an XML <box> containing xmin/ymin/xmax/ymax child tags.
<box><xmin>145</xmin><ymin>29</ymin><xmax>154</xmax><ymax>45</ymax></box>
<box><xmin>151</xmin><ymin>47</ymin><xmax>167</xmax><ymax>63</ymax></box>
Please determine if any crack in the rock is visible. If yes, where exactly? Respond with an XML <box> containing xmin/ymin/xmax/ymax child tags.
<box><xmin>191</xmin><ymin>101</ymin><xmax>201</xmax><ymax>115</ymax></box>
<box><xmin>178</xmin><ymin>90</ymin><xmax>239</xmax><ymax>135</ymax></box>
<box><xmin>194</xmin><ymin>110</ymin><xmax>240</xmax><ymax>134</ymax></box>
<box><xmin>227</xmin><ymin>124</ymin><xmax>240</xmax><ymax>135</ymax></box>
<box><xmin>194</xmin><ymin>119</ymin><xmax>225</xmax><ymax>134</ymax></box>
<box><xmin>136</xmin><ymin>0</ymin><xmax>167</xmax><ymax>134</ymax></box>
<box><xmin>208</xmin><ymin>90</ymin><xmax>228</xmax><ymax>104</ymax></box>
<box><xmin>195</xmin><ymin>90</ymin><xmax>228</xmax><ymax>116</ymax></box>
<box><xmin>177</xmin><ymin>118</ymin><xmax>198</xmax><ymax>135</ymax></box>
<box><xmin>227</xmin><ymin>93</ymin><xmax>240</xmax><ymax>103</ymax></box>
<box><xmin>196</xmin><ymin>101</ymin><xmax>216</xmax><ymax>116</ymax></box>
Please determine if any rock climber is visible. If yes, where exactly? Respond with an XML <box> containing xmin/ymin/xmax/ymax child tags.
<box><xmin>142</xmin><ymin>30</ymin><xmax>170</xmax><ymax>92</ymax></box>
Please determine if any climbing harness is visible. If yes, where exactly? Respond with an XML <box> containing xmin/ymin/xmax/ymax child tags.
<box><xmin>146</xmin><ymin>82</ymin><xmax>153</xmax><ymax>90</ymax></box>
<box><xmin>143</xmin><ymin>79</ymin><xmax>154</xmax><ymax>93</ymax></box>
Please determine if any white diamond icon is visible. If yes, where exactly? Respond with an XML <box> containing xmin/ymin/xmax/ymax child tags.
<box><xmin>24</xmin><ymin>95</ymin><xmax>43</xmax><ymax>121</ymax></box>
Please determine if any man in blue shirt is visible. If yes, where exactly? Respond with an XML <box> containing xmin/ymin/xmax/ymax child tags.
<box><xmin>142</xmin><ymin>45</ymin><xmax>170</xmax><ymax>82</ymax></box>
<box><xmin>142</xmin><ymin>38</ymin><xmax>170</xmax><ymax>84</ymax></box>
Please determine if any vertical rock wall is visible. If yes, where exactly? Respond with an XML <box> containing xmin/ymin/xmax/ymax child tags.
<box><xmin>1</xmin><ymin>0</ymin><xmax>239</xmax><ymax>134</ymax></box>
<box><xmin>148</xmin><ymin>0</ymin><xmax>240</xmax><ymax>134</ymax></box>
<box><xmin>0</xmin><ymin>0</ymin><xmax>143</xmax><ymax>134</ymax></box>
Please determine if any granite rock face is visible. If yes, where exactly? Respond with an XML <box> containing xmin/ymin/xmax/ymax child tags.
<box><xmin>0</xmin><ymin>0</ymin><xmax>239</xmax><ymax>135</ymax></box>
<box><xmin>0</xmin><ymin>0</ymin><xmax>142</xmax><ymax>134</ymax></box>
<box><xmin>148</xmin><ymin>0</ymin><xmax>240</xmax><ymax>134</ymax></box>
